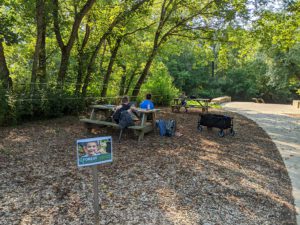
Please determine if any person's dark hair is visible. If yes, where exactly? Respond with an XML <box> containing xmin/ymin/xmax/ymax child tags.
<box><xmin>146</xmin><ymin>93</ymin><xmax>152</xmax><ymax>100</ymax></box>
<box><xmin>121</xmin><ymin>96</ymin><xmax>129</xmax><ymax>104</ymax></box>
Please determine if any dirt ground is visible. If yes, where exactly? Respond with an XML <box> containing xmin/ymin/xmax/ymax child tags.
<box><xmin>0</xmin><ymin>107</ymin><xmax>297</xmax><ymax>225</ymax></box>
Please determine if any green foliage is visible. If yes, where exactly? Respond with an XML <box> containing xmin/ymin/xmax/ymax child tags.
<box><xmin>139</xmin><ymin>62</ymin><xmax>179</xmax><ymax>106</ymax></box>
<box><xmin>0</xmin><ymin>0</ymin><xmax>299</xmax><ymax>127</ymax></box>
<box><xmin>0</xmin><ymin>4</ymin><xmax>19</xmax><ymax>44</ymax></box>
<box><xmin>0</xmin><ymin>85</ymin><xmax>16</xmax><ymax>125</ymax></box>
<box><xmin>1</xmin><ymin>87</ymin><xmax>86</xmax><ymax>125</ymax></box>
<box><xmin>165</xmin><ymin>48</ymin><xmax>210</xmax><ymax>96</ymax></box>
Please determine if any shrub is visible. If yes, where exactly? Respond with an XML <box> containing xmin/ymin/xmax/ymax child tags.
<box><xmin>0</xmin><ymin>86</ymin><xmax>16</xmax><ymax>126</ymax></box>
<box><xmin>139</xmin><ymin>62</ymin><xmax>179</xmax><ymax>106</ymax></box>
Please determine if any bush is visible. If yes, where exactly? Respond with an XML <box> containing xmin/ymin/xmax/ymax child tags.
<box><xmin>0</xmin><ymin>86</ymin><xmax>16</xmax><ymax>126</ymax></box>
<box><xmin>139</xmin><ymin>62</ymin><xmax>179</xmax><ymax>106</ymax></box>
<box><xmin>1</xmin><ymin>86</ymin><xmax>86</xmax><ymax>125</ymax></box>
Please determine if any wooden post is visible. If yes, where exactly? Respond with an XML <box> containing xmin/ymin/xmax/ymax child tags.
<box><xmin>92</xmin><ymin>166</ymin><xmax>99</xmax><ymax>225</ymax></box>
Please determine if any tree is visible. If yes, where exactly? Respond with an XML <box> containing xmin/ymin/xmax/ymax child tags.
<box><xmin>131</xmin><ymin>0</ymin><xmax>240</xmax><ymax>98</ymax></box>
<box><xmin>81</xmin><ymin>0</ymin><xmax>150</xmax><ymax>97</ymax></box>
<box><xmin>31</xmin><ymin>0</ymin><xmax>47</xmax><ymax>93</ymax></box>
<box><xmin>52</xmin><ymin>0</ymin><xmax>96</xmax><ymax>87</ymax></box>
<box><xmin>0</xmin><ymin>4</ymin><xmax>18</xmax><ymax>90</ymax></box>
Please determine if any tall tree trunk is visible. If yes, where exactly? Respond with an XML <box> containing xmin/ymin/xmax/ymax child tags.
<box><xmin>119</xmin><ymin>65</ymin><xmax>126</xmax><ymax>96</ymax></box>
<box><xmin>99</xmin><ymin>39</ymin><xmax>107</xmax><ymax>75</ymax></box>
<box><xmin>75</xmin><ymin>23</ymin><xmax>90</xmax><ymax>95</ymax></box>
<box><xmin>52</xmin><ymin>0</ymin><xmax>95</xmax><ymax>87</ymax></box>
<box><xmin>131</xmin><ymin>0</ymin><xmax>215</xmax><ymax>99</ymax></box>
<box><xmin>38</xmin><ymin>23</ymin><xmax>47</xmax><ymax>88</ymax></box>
<box><xmin>131</xmin><ymin>48</ymin><xmax>158</xmax><ymax>99</ymax></box>
<box><xmin>130</xmin><ymin>0</ymin><xmax>167</xmax><ymax>99</ymax></box>
<box><xmin>31</xmin><ymin>0</ymin><xmax>46</xmax><ymax>93</ymax></box>
<box><xmin>124</xmin><ymin>68</ymin><xmax>138</xmax><ymax>95</ymax></box>
<box><xmin>81</xmin><ymin>34</ymin><xmax>108</xmax><ymax>97</ymax></box>
<box><xmin>119</xmin><ymin>75</ymin><xmax>126</xmax><ymax>96</ymax></box>
<box><xmin>81</xmin><ymin>0</ymin><xmax>148</xmax><ymax>96</ymax></box>
<box><xmin>100</xmin><ymin>37</ymin><xmax>122</xmax><ymax>97</ymax></box>
<box><xmin>0</xmin><ymin>41</ymin><xmax>12</xmax><ymax>90</ymax></box>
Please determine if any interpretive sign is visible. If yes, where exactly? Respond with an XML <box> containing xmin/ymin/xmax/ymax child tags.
<box><xmin>77</xmin><ymin>136</ymin><xmax>112</xmax><ymax>167</ymax></box>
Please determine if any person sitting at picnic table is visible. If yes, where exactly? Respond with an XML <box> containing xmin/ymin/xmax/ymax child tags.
<box><xmin>112</xmin><ymin>96</ymin><xmax>138</xmax><ymax>124</ymax></box>
<box><xmin>139</xmin><ymin>93</ymin><xmax>154</xmax><ymax>110</ymax></box>
<box><xmin>179</xmin><ymin>91</ymin><xmax>188</xmax><ymax>112</ymax></box>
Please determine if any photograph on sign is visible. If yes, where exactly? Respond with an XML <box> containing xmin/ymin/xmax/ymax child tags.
<box><xmin>77</xmin><ymin>136</ymin><xmax>112</xmax><ymax>167</ymax></box>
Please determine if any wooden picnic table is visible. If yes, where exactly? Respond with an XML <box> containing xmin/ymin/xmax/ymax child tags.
<box><xmin>80</xmin><ymin>104</ymin><xmax>160</xmax><ymax>142</ymax></box>
<box><xmin>89</xmin><ymin>104</ymin><xmax>115</xmax><ymax>119</ymax></box>
<box><xmin>171</xmin><ymin>98</ymin><xmax>210</xmax><ymax>113</ymax></box>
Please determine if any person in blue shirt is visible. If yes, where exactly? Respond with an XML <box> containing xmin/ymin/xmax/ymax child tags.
<box><xmin>140</xmin><ymin>93</ymin><xmax>154</xmax><ymax>109</ymax></box>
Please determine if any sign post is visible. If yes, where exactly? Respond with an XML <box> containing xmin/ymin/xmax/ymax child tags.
<box><xmin>92</xmin><ymin>166</ymin><xmax>99</xmax><ymax>224</ymax></box>
<box><xmin>76</xmin><ymin>136</ymin><xmax>113</xmax><ymax>225</ymax></box>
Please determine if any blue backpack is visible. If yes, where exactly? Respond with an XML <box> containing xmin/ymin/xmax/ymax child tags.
<box><xmin>157</xmin><ymin>119</ymin><xmax>176</xmax><ymax>137</ymax></box>
<box><xmin>157</xmin><ymin>119</ymin><xmax>166</xmax><ymax>136</ymax></box>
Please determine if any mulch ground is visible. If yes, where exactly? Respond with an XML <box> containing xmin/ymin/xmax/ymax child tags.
<box><xmin>0</xmin><ymin>107</ymin><xmax>297</xmax><ymax>225</ymax></box>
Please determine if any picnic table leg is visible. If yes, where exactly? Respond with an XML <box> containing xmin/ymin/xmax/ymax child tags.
<box><xmin>141</xmin><ymin>113</ymin><xmax>146</xmax><ymax>126</ymax></box>
<box><xmin>90</xmin><ymin>108</ymin><xmax>96</xmax><ymax>119</ymax></box>
<box><xmin>118</xmin><ymin>129</ymin><xmax>123</xmax><ymax>143</ymax></box>
<box><xmin>177</xmin><ymin>106</ymin><xmax>181</xmax><ymax>112</ymax></box>
<box><xmin>138</xmin><ymin>131</ymin><xmax>145</xmax><ymax>142</ymax></box>
<box><xmin>151</xmin><ymin>112</ymin><xmax>156</xmax><ymax>127</ymax></box>
<box><xmin>137</xmin><ymin>113</ymin><xmax>147</xmax><ymax>142</ymax></box>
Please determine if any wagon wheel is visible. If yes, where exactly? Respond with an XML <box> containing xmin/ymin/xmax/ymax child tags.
<box><xmin>218</xmin><ymin>129</ymin><xmax>225</xmax><ymax>137</ymax></box>
<box><xmin>230</xmin><ymin>128</ymin><xmax>235</xmax><ymax>136</ymax></box>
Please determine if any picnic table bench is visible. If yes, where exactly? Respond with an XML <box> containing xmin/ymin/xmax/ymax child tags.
<box><xmin>171</xmin><ymin>98</ymin><xmax>210</xmax><ymax>113</ymax></box>
<box><xmin>80</xmin><ymin>104</ymin><xmax>159</xmax><ymax>142</ymax></box>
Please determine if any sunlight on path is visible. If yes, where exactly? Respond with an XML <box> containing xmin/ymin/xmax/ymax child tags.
<box><xmin>222</xmin><ymin>102</ymin><xmax>300</xmax><ymax>224</ymax></box>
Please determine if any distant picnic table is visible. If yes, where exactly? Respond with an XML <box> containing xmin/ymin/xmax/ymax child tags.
<box><xmin>171</xmin><ymin>98</ymin><xmax>210</xmax><ymax>113</ymax></box>
<box><xmin>252</xmin><ymin>98</ymin><xmax>265</xmax><ymax>103</ymax></box>
<box><xmin>80</xmin><ymin>104</ymin><xmax>160</xmax><ymax>142</ymax></box>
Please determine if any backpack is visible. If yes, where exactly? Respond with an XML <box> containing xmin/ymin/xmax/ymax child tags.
<box><xmin>156</xmin><ymin>119</ymin><xmax>176</xmax><ymax>137</ymax></box>
<box><xmin>165</xmin><ymin>119</ymin><xmax>176</xmax><ymax>137</ymax></box>
<box><xmin>118</xmin><ymin>110</ymin><xmax>134</xmax><ymax>129</ymax></box>
<box><xmin>157</xmin><ymin>119</ymin><xmax>166</xmax><ymax>136</ymax></box>
<box><xmin>113</xmin><ymin>103</ymin><xmax>131</xmax><ymax>123</ymax></box>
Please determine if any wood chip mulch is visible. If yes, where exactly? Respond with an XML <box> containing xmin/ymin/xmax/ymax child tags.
<box><xmin>0</xmin><ymin>108</ymin><xmax>297</xmax><ymax>225</ymax></box>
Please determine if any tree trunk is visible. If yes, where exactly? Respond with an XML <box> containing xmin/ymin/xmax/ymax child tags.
<box><xmin>124</xmin><ymin>68</ymin><xmax>138</xmax><ymax>95</ymax></box>
<box><xmin>119</xmin><ymin>75</ymin><xmax>126</xmax><ymax>96</ymax></box>
<box><xmin>131</xmin><ymin>49</ymin><xmax>157</xmax><ymax>99</ymax></box>
<box><xmin>31</xmin><ymin>0</ymin><xmax>46</xmax><ymax>93</ymax></box>
<box><xmin>57</xmin><ymin>48</ymin><xmax>69</xmax><ymax>89</ymax></box>
<box><xmin>100</xmin><ymin>37</ymin><xmax>122</xmax><ymax>97</ymax></box>
<box><xmin>119</xmin><ymin>65</ymin><xmax>126</xmax><ymax>96</ymax></box>
<box><xmin>81</xmin><ymin>0</ymin><xmax>148</xmax><ymax>97</ymax></box>
<box><xmin>81</xmin><ymin>34</ymin><xmax>108</xmax><ymax>97</ymax></box>
<box><xmin>0</xmin><ymin>41</ymin><xmax>12</xmax><ymax>90</ymax></box>
<box><xmin>75</xmin><ymin>23</ymin><xmax>90</xmax><ymax>95</ymax></box>
<box><xmin>52</xmin><ymin>0</ymin><xmax>96</xmax><ymax>87</ymax></box>
<box><xmin>99</xmin><ymin>39</ymin><xmax>107</xmax><ymax>75</ymax></box>
<box><xmin>38</xmin><ymin>23</ymin><xmax>47</xmax><ymax>88</ymax></box>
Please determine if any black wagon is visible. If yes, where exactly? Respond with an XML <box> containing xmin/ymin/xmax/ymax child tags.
<box><xmin>197</xmin><ymin>113</ymin><xmax>235</xmax><ymax>137</ymax></box>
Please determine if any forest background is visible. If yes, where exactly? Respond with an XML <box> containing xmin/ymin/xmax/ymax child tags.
<box><xmin>0</xmin><ymin>0</ymin><xmax>299</xmax><ymax>126</ymax></box>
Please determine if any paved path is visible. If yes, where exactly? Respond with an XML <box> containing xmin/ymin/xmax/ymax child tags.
<box><xmin>222</xmin><ymin>102</ymin><xmax>300</xmax><ymax>224</ymax></box>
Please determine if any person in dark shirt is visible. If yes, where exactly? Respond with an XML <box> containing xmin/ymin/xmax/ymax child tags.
<box><xmin>179</xmin><ymin>92</ymin><xmax>188</xmax><ymax>112</ymax></box>
<box><xmin>112</xmin><ymin>96</ymin><xmax>137</xmax><ymax>124</ymax></box>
